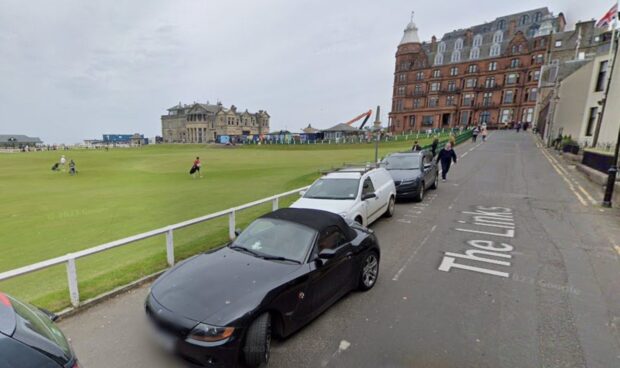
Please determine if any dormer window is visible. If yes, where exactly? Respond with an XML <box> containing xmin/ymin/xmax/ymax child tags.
<box><xmin>473</xmin><ymin>34</ymin><xmax>483</xmax><ymax>47</ymax></box>
<box><xmin>438</xmin><ymin>41</ymin><xmax>446</xmax><ymax>53</ymax></box>
<box><xmin>451</xmin><ymin>50</ymin><xmax>461</xmax><ymax>62</ymax></box>
<box><xmin>493</xmin><ymin>30</ymin><xmax>504</xmax><ymax>43</ymax></box>
<box><xmin>498</xmin><ymin>19</ymin><xmax>506</xmax><ymax>30</ymax></box>
<box><xmin>521</xmin><ymin>14</ymin><xmax>530</xmax><ymax>25</ymax></box>
<box><xmin>434</xmin><ymin>53</ymin><xmax>444</xmax><ymax>65</ymax></box>
<box><xmin>470</xmin><ymin>47</ymin><xmax>480</xmax><ymax>60</ymax></box>
<box><xmin>490</xmin><ymin>44</ymin><xmax>501</xmax><ymax>57</ymax></box>
<box><xmin>454</xmin><ymin>38</ymin><xmax>463</xmax><ymax>50</ymax></box>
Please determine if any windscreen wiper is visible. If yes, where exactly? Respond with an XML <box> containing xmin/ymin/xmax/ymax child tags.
<box><xmin>230</xmin><ymin>245</ymin><xmax>263</xmax><ymax>257</ymax></box>
<box><xmin>260</xmin><ymin>255</ymin><xmax>301</xmax><ymax>264</ymax></box>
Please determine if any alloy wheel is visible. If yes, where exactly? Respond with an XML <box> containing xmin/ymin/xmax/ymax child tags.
<box><xmin>362</xmin><ymin>254</ymin><xmax>379</xmax><ymax>288</ymax></box>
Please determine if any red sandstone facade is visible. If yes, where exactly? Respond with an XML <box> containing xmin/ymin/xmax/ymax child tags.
<box><xmin>389</xmin><ymin>9</ymin><xmax>565</xmax><ymax>132</ymax></box>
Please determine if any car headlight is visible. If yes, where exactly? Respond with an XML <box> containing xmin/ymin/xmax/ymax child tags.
<box><xmin>187</xmin><ymin>323</ymin><xmax>235</xmax><ymax>342</ymax></box>
<box><xmin>401</xmin><ymin>178</ymin><xmax>419</xmax><ymax>185</ymax></box>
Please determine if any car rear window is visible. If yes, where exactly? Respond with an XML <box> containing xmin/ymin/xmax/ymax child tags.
<box><xmin>8</xmin><ymin>295</ymin><xmax>72</xmax><ymax>366</ymax></box>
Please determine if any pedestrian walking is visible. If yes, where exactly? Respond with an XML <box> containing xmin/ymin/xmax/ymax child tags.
<box><xmin>472</xmin><ymin>127</ymin><xmax>479</xmax><ymax>143</ymax></box>
<box><xmin>59</xmin><ymin>155</ymin><xmax>67</xmax><ymax>172</ymax></box>
<box><xmin>516</xmin><ymin>122</ymin><xmax>521</xmax><ymax>133</ymax></box>
<box><xmin>68</xmin><ymin>160</ymin><xmax>76</xmax><ymax>175</ymax></box>
<box><xmin>436</xmin><ymin>143</ymin><xmax>457</xmax><ymax>181</ymax></box>
<box><xmin>190</xmin><ymin>156</ymin><xmax>202</xmax><ymax>178</ymax></box>
<box><xmin>431</xmin><ymin>137</ymin><xmax>439</xmax><ymax>157</ymax></box>
<box><xmin>411</xmin><ymin>140</ymin><xmax>422</xmax><ymax>151</ymax></box>
<box><xmin>481</xmin><ymin>127</ymin><xmax>488</xmax><ymax>142</ymax></box>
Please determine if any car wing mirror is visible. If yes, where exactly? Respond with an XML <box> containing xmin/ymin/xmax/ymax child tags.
<box><xmin>423</xmin><ymin>163</ymin><xmax>432</xmax><ymax>171</ymax></box>
<box><xmin>362</xmin><ymin>192</ymin><xmax>377</xmax><ymax>200</ymax></box>
<box><xmin>38</xmin><ymin>307</ymin><xmax>59</xmax><ymax>322</ymax></box>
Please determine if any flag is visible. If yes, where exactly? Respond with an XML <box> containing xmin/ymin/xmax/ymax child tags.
<box><xmin>596</xmin><ymin>2</ymin><xmax>619</xmax><ymax>28</ymax></box>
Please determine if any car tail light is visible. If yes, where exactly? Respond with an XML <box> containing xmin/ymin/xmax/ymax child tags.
<box><xmin>0</xmin><ymin>292</ymin><xmax>11</xmax><ymax>307</ymax></box>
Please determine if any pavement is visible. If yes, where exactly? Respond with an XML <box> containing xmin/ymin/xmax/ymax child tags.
<box><xmin>59</xmin><ymin>131</ymin><xmax>620</xmax><ymax>368</ymax></box>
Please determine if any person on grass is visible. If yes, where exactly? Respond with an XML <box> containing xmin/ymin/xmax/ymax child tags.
<box><xmin>411</xmin><ymin>140</ymin><xmax>422</xmax><ymax>151</ymax></box>
<box><xmin>436</xmin><ymin>142</ymin><xmax>457</xmax><ymax>181</ymax></box>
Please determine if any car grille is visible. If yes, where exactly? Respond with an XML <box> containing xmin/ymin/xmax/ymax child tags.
<box><xmin>146</xmin><ymin>302</ymin><xmax>191</xmax><ymax>338</ymax></box>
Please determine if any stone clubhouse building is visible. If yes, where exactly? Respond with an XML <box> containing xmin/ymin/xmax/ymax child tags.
<box><xmin>389</xmin><ymin>8</ymin><xmax>566</xmax><ymax>132</ymax></box>
<box><xmin>161</xmin><ymin>101</ymin><xmax>270</xmax><ymax>143</ymax></box>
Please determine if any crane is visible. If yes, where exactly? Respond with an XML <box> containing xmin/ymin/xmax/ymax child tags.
<box><xmin>343</xmin><ymin>109</ymin><xmax>373</xmax><ymax>129</ymax></box>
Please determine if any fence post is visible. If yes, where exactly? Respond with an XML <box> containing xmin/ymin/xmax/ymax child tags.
<box><xmin>166</xmin><ymin>228</ymin><xmax>174</xmax><ymax>266</ymax></box>
<box><xmin>272</xmin><ymin>197</ymin><xmax>279</xmax><ymax>211</ymax></box>
<box><xmin>66</xmin><ymin>257</ymin><xmax>79</xmax><ymax>307</ymax></box>
<box><xmin>229</xmin><ymin>210</ymin><xmax>236</xmax><ymax>240</ymax></box>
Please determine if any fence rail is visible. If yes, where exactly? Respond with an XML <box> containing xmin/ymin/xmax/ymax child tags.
<box><xmin>0</xmin><ymin>186</ymin><xmax>309</xmax><ymax>308</ymax></box>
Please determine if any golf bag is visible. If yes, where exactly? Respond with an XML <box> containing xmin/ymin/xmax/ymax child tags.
<box><xmin>51</xmin><ymin>163</ymin><xmax>60</xmax><ymax>171</ymax></box>
<box><xmin>189</xmin><ymin>165</ymin><xmax>197</xmax><ymax>174</ymax></box>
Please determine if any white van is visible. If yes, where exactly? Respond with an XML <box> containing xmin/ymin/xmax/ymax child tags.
<box><xmin>291</xmin><ymin>167</ymin><xmax>396</xmax><ymax>227</ymax></box>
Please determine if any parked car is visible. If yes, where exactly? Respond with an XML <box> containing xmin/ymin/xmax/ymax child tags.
<box><xmin>380</xmin><ymin>151</ymin><xmax>439</xmax><ymax>201</ymax></box>
<box><xmin>290</xmin><ymin>167</ymin><xmax>396</xmax><ymax>226</ymax></box>
<box><xmin>145</xmin><ymin>208</ymin><xmax>381</xmax><ymax>367</ymax></box>
<box><xmin>0</xmin><ymin>292</ymin><xmax>80</xmax><ymax>368</ymax></box>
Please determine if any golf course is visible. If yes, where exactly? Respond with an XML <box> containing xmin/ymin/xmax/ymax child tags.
<box><xmin>0</xmin><ymin>134</ymin><xmax>461</xmax><ymax>311</ymax></box>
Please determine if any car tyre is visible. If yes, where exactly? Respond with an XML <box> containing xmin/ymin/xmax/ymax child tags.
<box><xmin>243</xmin><ymin>313</ymin><xmax>271</xmax><ymax>367</ymax></box>
<box><xmin>358</xmin><ymin>251</ymin><xmax>379</xmax><ymax>291</ymax></box>
<box><xmin>384</xmin><ymin>196</ymin><xmax>395</xmax><ymax>218</ymax></box>
<box><xmin>430</xmin><ymin>173</ymin><xmax>439</xmax><ymax>190</ymax></box>
<box><xmin>415</xmin><ymin>183</ymin><xmax>424</xmax><ymax>202</ymax></box>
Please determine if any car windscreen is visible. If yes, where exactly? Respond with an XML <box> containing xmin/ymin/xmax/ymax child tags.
<box><xmin>303</xmin><ymin>178</ymin><xmax>359</xmax><ymax>200</ymax></box>
<box><xmin>8</xmin><ymin>295</ymin><xmax>72</xmax><ymax>366</ymax></box>
<box><xmin>231</xmin><ymin>218</ymin><xmax>317</xmax><ymax>263</ymax></box>
<box><xmin>381</xmin><ymin>155</ymin><xmax>421</xmax><ymax>170</ymax></box>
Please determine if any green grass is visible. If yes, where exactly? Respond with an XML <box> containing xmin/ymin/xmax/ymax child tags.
<box><xmin>0</xmin><ymin>134</ymin><xmax>453</xmax><ymax>311</ymax></box>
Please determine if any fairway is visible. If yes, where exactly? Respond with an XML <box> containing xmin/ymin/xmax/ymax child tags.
<box><xmin>0</xmin><ymin>136</ymin><xmax>451</xmax><ymax>310</ymax></box>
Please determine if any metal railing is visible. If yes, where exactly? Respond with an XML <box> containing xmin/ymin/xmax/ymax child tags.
<box><xmin>0</xmin><ymin>186</ymin><xmax>310</xmax><ymax>308</ymax></box>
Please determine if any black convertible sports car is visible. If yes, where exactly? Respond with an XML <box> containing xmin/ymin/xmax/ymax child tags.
<box><xmin>0</xmin><ymin>292</ymin><xmax>80</xmax><ymax>368</ymax></box>
<box><xmin>145</xmin><ymin>208</ymin><xmax>380</xmax><ymax>367</ymax></box>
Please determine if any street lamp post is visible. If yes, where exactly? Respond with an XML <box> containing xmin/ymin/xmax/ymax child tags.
<box><xmin>373</xmin><ymin>105</ymin><xmax>381</xmax><ymax>166</ymax></box>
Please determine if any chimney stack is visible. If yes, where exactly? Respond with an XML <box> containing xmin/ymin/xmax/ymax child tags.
<box><xmin>465</xmin><ymin>29</ymin><xmax>473</xmax><ymax>46</ymax></box>
<box><xmin>431</xmin><ymin>35</ymin><xmax>437</xmax><ymax>52</ymax></box>
<box><xmin>508</xmin><ymin>19</ymin><xmax>517</xmax><ymax>36</ymax></box>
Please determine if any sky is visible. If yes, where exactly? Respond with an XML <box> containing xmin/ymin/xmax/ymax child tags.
<box><xmin>0</xmin><ymin>0</ymin><xmax>611</xmax><ymax>144</ymax></box>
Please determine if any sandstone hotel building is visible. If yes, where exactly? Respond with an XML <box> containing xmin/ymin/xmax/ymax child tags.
<box><xmin>389</xmin><ymin>8</ymin><xmax>566</xmax><ymax>132</ymax></box>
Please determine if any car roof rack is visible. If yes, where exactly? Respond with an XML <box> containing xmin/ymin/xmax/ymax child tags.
<box><xmin>319</xmin><ymin>162</ymin><xmax>377</xmax><ymax>176</ymax></box>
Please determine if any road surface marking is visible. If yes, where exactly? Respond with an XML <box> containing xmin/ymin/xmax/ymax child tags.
<box><xmin>540</xmin><ymin>148</ymin><xmax>588</xmax><ymax>206</ymax></box>
<box><xmin>543</xmin><ymin>150</ymin><xmax>597</xmax><ymax>204</ymax></box>
<box><xmin>397</xmin><ymin>219</ymin><xmax>411</xmax><ymax>224</ymax></box>
<box><xmin>393</xmin><ymin>233</ymin><xmax>432</xmax><ymax>281</ymax></box>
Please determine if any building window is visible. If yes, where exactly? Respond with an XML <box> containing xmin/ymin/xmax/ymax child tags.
<box><xmin>490</xmin><ymin>43</ymin><xmax>501</xmax><ymax>57</ymax></box>
<box><xmin>535</xmin><ymin>12</ymin><xmax>542</xmax><ymax>22</ymax></box>
<box><xmin>429</xmin><ymin>97</ymin><xmax>439</xmax><ymax>107</ymax></box>
<box><xmin>585</xmin><ymin>107</ymin><xmax>598</xmax><ymax>136</ymax></box>
<box><xmin>595</xmin><ymin>60</ymin><xmax>609</xmax><ymax>92</ymax></box>
<box><xmin>450</xmin><ymin>67</ymin><xmax>459</xmax><ymax>76</ymax></box>
<box><xmin>524</xmin><ymin>107</ymin><xmax>534</xmax><ymax>123</ymax></box>
<box><xmin>529</xmin><ymin>88</ymin><xmax>538</xmax><ymax>101</ymax></box>
<box><xmin>482</xmin><ymin>92</ymin><xmax>493</xmax><ymax>106</ymax></box>
<box><xmin>506</xmin><ymin>73</ymin><xmax>519</xmax><ymax>84</ymax></box>
<box><xmin>430</xmin><ymin>82</ymin><xmax>441</xmax><ymax>91</ymax></box>
<box><xmin>500</xmin><ymin>109</ymin><xmax>513</xmax><ymax>123</ymax></box>
<box><xmin>455</xmin><ymin>38</ymin><xmax>463</xmax><ymax>50</ymax></box>
<box><xmin>521</xmin><ymin>14</ymin><xmax>530</xmax><ymax>25</ymax></box>
<box><xmin>465</xmin><ymin>78</ymin><xmax>477</xmax><ymax>88</ymax></box>
<box><xmin>510</xmin><ymin>58</ymin><xmax>520</xmax><ymax>68</ymax></box>
<box><xmin>463</xmin><ymin>93</ymin><xmax>475</xmax><ymax>106</ymax></box>
<box><xmin>473</xmin><ymin>34</ymin><xmax>483</xmax><ymax>47</ymax></box>
<box><xmin>533</xmin><ymin>54</ymin><xmax>544</xmax><ymax>64</ymax></box>
<box><xmin>451</xmin><ymin>50</ymin><xmax>461</xmax><ymax>63</ymax></box>
<box><xmin>414</xmin><ymin>84</ymin><xmax>423</xmax><ymax>94</ymax></box>
<box><xmin>485</xmin><ymin>77</ymin><xmax>496</xmax><ymax>88</ymax></box>
<box><xmin>432</xmin><ymin>69</ymin><xmax>441</xmax><ymax>78</ymax></box>
<box><xmin>503</xmin><ymin>90</ymin><xmax>515</xmax><ymax>104</ymax></box>
<box><xmin>422</xmin><ymin>115</ymin><xmax>434</xmax><ymax>126</ymax></box>
<box><xmin>398</xmin><ymin>74</ymin><xmax>407</xmax><ymax>82</ymax></box>
<box><xmin>447</xmin><ymin>80</ymin><xmax>457</xmax><ymax>91</ymax></box>
<box><xmin>480</xmin><ymin>111</ymin><xmax>491</xmax><ymax>123</ymax></box>
<box><xmin>395</xmin><ymin>99</ymin><xmax>404</xmax><ymax>112</ymax></box>
<box><xmin>555</xmin><ymin>40</ymin><xmax>562</xmax><ymax>48</ymax></box>
<box><xmin>446</xmin><ymin>95</ymin><xmax>456</xmax><ymax>105</ymax></box>
<box><xmin>435</xmin><ymin>53</ymin><xmax>444</xmax><ymax>65</ymax></box>
<box><xmin>467</xmin><ymin>64</ymin><xmax>478</xmax><ymax>73</ymax></box>
<box><xmin>409</xmin><ymin>115</ymin><xmax>416</xmax><ymax>127</ymax></box>
<box><xmin>416</xmin><ymin>71</ymin><xmax>424</xmax><ymax>80</ymax></box>
<box><xmin>498</xmin><ymin>20</ymin><xmax>505</xmax><ymax>30</ymax></box>
<box><xmin>397</xmin><ymin>86</ymin><xmax>406</xmax><ymax>96</ymax></box>
<box><xmin>460</xmin><ymin>111</ymin><xmax>471</xmax><ymax>125</ymax></box>
<box><xmin>470</xmin><ymin>47</ymin><xmax>480</xmax><ymax>59</ymax></box>
<box><xmin>493</xmin><ymin>30</ymin><xmax>503</xmax><ymax>43</ymax></box>
<box><xmin>488</xmin><ymin>61</ymin><xmax>498</xmax><ymax>71</ymax></box>
<box><xmin>438</xmin><ymin>42</ymin><xmax>446</xmax><ymax>53</ymax></box>
<box><xmin>533</xmin><ymin>70</ymin><xmax>541</xmax><ymax>81</ymax></box>
<box><xmin>413</xmin><ymin>98</ymin><xmax>422</xmax><ymax>108</ymax></box>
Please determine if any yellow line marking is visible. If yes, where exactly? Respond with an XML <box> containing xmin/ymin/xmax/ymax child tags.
<box><xmin>546</xmin><ymin>151</ymin><xmax>597</xmax><ymax>204</ymax></box>
<box><xmin>540</xmin><ymin>149</ymin><xmax>588</xmax><ymax>206</ymax></box>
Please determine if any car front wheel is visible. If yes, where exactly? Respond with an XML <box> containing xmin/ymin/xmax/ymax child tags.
<box><xmin>430</xmin><ymin>173</ymin><xmax>439</xmax><ymax>190</ymax></box>
<box><xmin>415</xmin><ymin>183</ymin><xmax>424</xmax><ymax>202</ymax></box>
<box><xmin>384</xmin><ymin>196</ymin><xmax>395</xmax><ymax>218</ymax></box>
<box><xmin>358</xmin><ymin>251</ymin><xmax>379</xmax><ymax>291</ymax></box>
<box><xmin>243</xmin><ymin>313</ymin><xmax>271</xmax><ymax>367</ymax></box>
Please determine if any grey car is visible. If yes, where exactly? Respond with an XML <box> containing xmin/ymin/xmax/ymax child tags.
<box><xmin>380</xmin><ymin>151</ymin><xmax>439</xmax><ymax>201</ymax></box>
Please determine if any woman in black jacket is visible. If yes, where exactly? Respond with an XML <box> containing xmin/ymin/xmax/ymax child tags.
<box><xmin>436</xmin><ymin>143</ymin><xmax>457</xmax><ymax>181</ymax></box>
<box><xmin>431</xmin><ymin>138</ymin><xmax>439</xmax><ymax>157</ymax></box>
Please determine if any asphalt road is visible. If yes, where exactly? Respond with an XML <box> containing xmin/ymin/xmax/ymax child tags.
<box><xmin>59</xmin><ymin>131</ymin><xmax>620</xmax><ymax>368</ymax></box>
